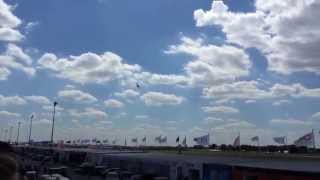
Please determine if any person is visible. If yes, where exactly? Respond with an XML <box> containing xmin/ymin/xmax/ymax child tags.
<box><xmin>0</xmin><ymin>141</ymin><xmax>24</xmax><ymax>180</ymax></box>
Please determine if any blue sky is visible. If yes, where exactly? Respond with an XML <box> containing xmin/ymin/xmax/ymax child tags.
<box><xmin>1</xmin><ymin>0</ymin><xmax>320</xmax><ymax>146</ymax></box>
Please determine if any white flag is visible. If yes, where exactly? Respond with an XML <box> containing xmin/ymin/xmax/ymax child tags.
<box><xmin>160</xmin><ymin>136</ymin><xmax>167</xmax><ymax>144</ymax></box>
<box><xmin>182</xmin><ymin>136</ymin><xmax>187</xmax><ymax>147</ymax></box>
<box><xmin>233</xmin><ymin>135</ymin><xmax>240</xmax><ymax>147</ymax></box>
<box><xmin>154</xmin><ymin>135</ymin><xmax>161</xmax><ymax>143</ymax></box>
<box><xmin>294</xmin><ymin>131</ymin><xmax>314</xmax><ymax>147</ymax></box>
<box><xmin>251</xmin><ymin>136</ymin><xmax>259</xmax><ymax>142</ymax></box>
<box><xmin>273</xmin><ymin>136</ymin><xmax>286</xmax><ymax>145</ymax></box>
<box><xmin>131</xmin><ymin>138</ymin><xmax>138</xmax><ymax>143</ymax></box>
<box><xmin>193</xmin><ymin>134</ymin><xmax>209</xmax><ymax>146</ymax></box>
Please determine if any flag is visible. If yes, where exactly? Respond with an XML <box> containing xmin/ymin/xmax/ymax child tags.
<box><xmin>251</xmin><ymin>136</ymin><xmax>259</xmax><ymax>142</ymax></box>
<box><xmin>81</xmin><ymin>139</ymin><xmax>90</xmax><ymax>144</ymax></box>
<box><xmin>294</xmin><ymin>131</ymin><xmax>315</xmax><ymax>147</ymax></box>
<box><xmin>194</xmin><ymin>134</ymin><xmax>210</xmax><ymax>146</ymax></box>
<box><xmin>233</xmin><ymin>135</ymin><xmax>240</xmax><ymax>147</ymax></box>
<box><xmin>176</xmin><ymin>136</ymin><xmax>180</xmax><ymax>143</ymax></box>
<box><xmin>182</xmin><ymin>136</ymin><xmax>187</xmax><ymax>147</ymax></box>
<box><xmin>273</xmin><ymin>136</ymin><xmax>286</xmax><ymax>145</ymax></box>
<box><xmin>155</xmin><ymin>135</ymin><xmax>162</xmax><ymax>143</ymax></box>
<box><xmin>160</xmin><ymin>136</ymin><xmax>167</xmax><ymax>144</ymax></box>
<box><xmin>142</xmin><ymin>136</ymin><xmax>146</xmax><ymax>143</ymax></box>
<box><xmin>131</xmin><ymin>138</ymin><xmax>138</xmax><ymax>143</ymax></box>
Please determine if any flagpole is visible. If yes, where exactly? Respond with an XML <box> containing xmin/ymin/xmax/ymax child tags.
<box><xmin>285</xmin><ymin>136</ymin><xmax>287</xmax><ymax>146</ymax></box>
<box><xmin>29</xmin><ymin>115</ymin><xmax>34</xmax><ymax>144</ymax></box>
<box><xmin>312</xmin><ymin>129</ymin><xmax>316</xmax><ymax>149</ymax></box>
<box><xmin>239</xmin><ymin>132</ymin><xmax>241</xmax><ymax>151</ymax></box>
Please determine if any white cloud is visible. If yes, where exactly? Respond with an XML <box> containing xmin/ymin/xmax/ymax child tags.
<box><xmin>69</xmin><ymin>108</ymin><xmax>108</xmax><ymax>120</ymax></box>
<box><xmin>0</xmin><ymin>0</ymin><xmax>23</xmax><ymax>42</ymax></box>
<box><xmin>311</xmin><ymin>112</ymin><xmax>320</xmax><ymax>120</ymax></box>
<box><xmin>0</xmin><ymin>43</ymin><xmax>35</xmax><ymax>79</ymax></box>
<box><xmin>270</xmin><ymin>118</ymin><xmax>311</xmax><ymax>126</ymax></box>
<box><xmin>0</xmin><ymin>54</ymin><xmax>35</xmax><ymax>76</ymax></box>
<box><xmin>203</xmin><ymin>117</ymin><xmax>224</xmax><ymax>124</ymax></box>
<box><xmin>245</xmin><ymin>100</ymin><xmax>256</xmax><ymax>104</ymax></box>
<box><xmin>5</xmin><ymin>44</ymin><xmax>32</xmax><ymax>65</ymax></box>
<box><xmin>0</xmin><ymin>27</ymin><xmax>23</xmax><ymax>41</ymax></box>
<box><xmin>0</xmin><ymin>110</ymin><xmax>21</xmax><ymax>119</ymax></box>
<box><xmin>166</xmin><ymin>36</ymin><xmax>251</xmax><ymax>86</ymax></box>
<box><xmin>140</xmin><ymin>92</ymin><xmax>184</xmax><ymax>106</ymax></box>
<box><xmin>58</xmin><ymin>89</ymin><xmax>97</xmax><ymax>104</ymax></box>
<box><xmin>202</xmin><ymin>106</ymin><xmax>239</xmax><ymax>114</ymax></box>
<box><xmin>114</xmin><ymin>89</ymin><xmax>140</xmax><ymax>99</ymax></box>
<box><xmin>0</xmin><ymin>94</ymin><xmax>26</xmax><ymax>106</ymax></box>
<box><xmin>37</xmin><ymin>51</ymin><xmax>190</xmax><ymax>88</ymax></box>
<box><xmin>104</xmin><ymin>99</ymin><xmax>124</xmax><ymax>108</ymax></box>
<box><xmin>189</xmin><ymin>126</ymin><xmax>207</xmax><ymax>135</ymax></box>
<box><xmin>38</xmin><ymin>52</ymin><xmax>141</xmax><ymax>84</ymax></box>
<box><xmin>203</xmin><ymin>81</ymin><xmax>320</xmax><ymax>101</ymax></box>
<box><xmin>64</xmin><ymin>84</ymin><xmax>77</xmax><ymax>90</ymax></box>
<box><xmin>25</xmin><ymin>21</ymin><xmax>39</xmax><ymax>34</ymax></box>
<box><xmin>272</xmin><ymin>99</ymin><xmax>291</xmax><ymax>106</ymax></box>
<box><xmin>194</xmin><ymin>0</ymin><xmax>320</xmax><ymax>74</ymax></box>
<box><xmin>135</xmin><ymin>115</ymin><xmax>149</xmax><ymax>120</ymax></box>
<box><xmin>135</xmin><ymin>72</ymin><xmax>189</xmax><ymax>86</ymax></box>
<box><xmin>0</xmin><ymin>0</ymin><xmax>21</xmax><ymax>28</ymax></box>
<box><xmin>0</xmin><ymin>67</ymin><xmax>10</xmax><ymax>80</ymax></box>
<box><xmin>42</xmin><ymin>105</ymin><xmax>64</xmax><ymax>112</ymax></box>
<box><xmin>214</xmin><ymin>120</ymin><xmax>256</xmax><ymax>131</ymax></box>
<box><xmin>33</xmin><ymin>118</ymin><xmax>51</xmax><ymax>125</ymax></box>
<box><xmin>203</xmin><ymin>81</ymin><xmax>269</xmax><ymax>101</ymax></box>
<box><xmin>24</xmin><ymin>96</ymin><xmax>51</xmax><ymax>105</ymax></box>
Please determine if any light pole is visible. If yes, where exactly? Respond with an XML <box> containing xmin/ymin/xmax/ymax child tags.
<box><xmin>16</xmin><ymin>122</ymin><xmax>21</xmax><ymax>145</ymax></box>
<box><xmin>50</xmin><ymin>101</ymin><xmax>58</xmax><ymax>144</ymax></box>
<box><xmin>8</xmin><ymin>126</ymin><xmax>13</xmax><ymax>143</ymax></box>
<box><xmin>0</xmin><ymin>128</ymin><xmax>3</xmax><ymax>141</ymax></box>
<box><xmin>28</xmin><ymin>114</ymin><xmax>34</xmax><ymax>144</ymax></box>
<box><xmin>4</xmin><ymin>129</ymin><xmax>8</xmax><ymax>142</ymax></box>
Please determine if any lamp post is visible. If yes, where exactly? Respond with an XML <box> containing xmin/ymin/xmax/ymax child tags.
<box><xmin>50</xmin><ymin>101</ymin><xmax>58</xmax><ymax>144</ymax></box>
<box><xmin>16</xmin><ymin>122</ymin><xmax>21</xmax><ymax>145</ymax></box>
<box><xmin>8</xmin><ymin>126</ymin><xmax>13</xmax><ymax>143</ymax></box>
<box><xmin>28</xmin><ymin>114</ymin><xmax>34</xmax><ymax>144</ymax></box>
<box><xmin>4</xmin><ymin>129</ymin><xmax>8</xmax><ymax>142</ymax></box>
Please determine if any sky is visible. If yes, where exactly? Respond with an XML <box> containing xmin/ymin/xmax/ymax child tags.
<box><xmin>0</xmin><ymin>0</ymin><xmax>320</xmax><ymax>146</ymax></box>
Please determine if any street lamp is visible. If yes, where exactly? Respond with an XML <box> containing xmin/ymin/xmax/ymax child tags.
<box><xmin>28</xmin><ymin>114</ymin><xmax>34</xmax><ymax>144</ymax></box>
<box><xmin>4</xmin><ymin>129</ymin><xmax>8</xmax><ymax>142</ymax></box>
<box><xmin>16</xmin><ymin>122</ymin><xmax>21</xmax><ymax>145</ymax></box>
<box><xmin>8</xmin><ymin>126</ymin><xmax>13</xmax><ymax>144</ymax></box>
<box><xmin>50</xmin><ymin>101</ymin><xmax>58</xmax><ymax>144</ymax></box>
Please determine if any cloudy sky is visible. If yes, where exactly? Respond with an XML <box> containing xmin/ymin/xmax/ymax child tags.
<box><xmin>1</xmin><ymin>0</ymin><xmax>320</xmax><ymax>146</ymax></box>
